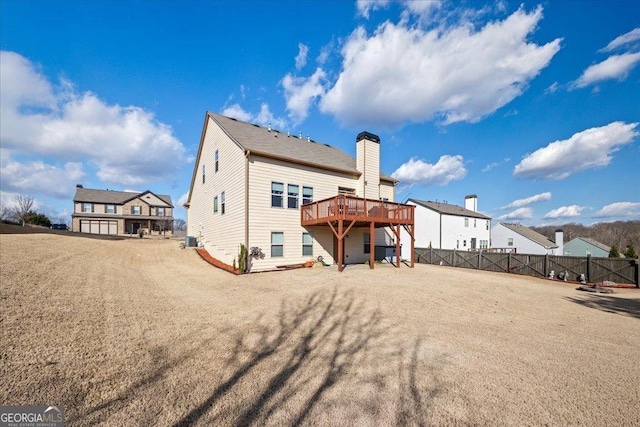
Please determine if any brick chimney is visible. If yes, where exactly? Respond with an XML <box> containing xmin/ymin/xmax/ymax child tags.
<box><xmin>356</xmin><ymin>131</ymin><xmax>380</xmax><ymax>199</ymax></box>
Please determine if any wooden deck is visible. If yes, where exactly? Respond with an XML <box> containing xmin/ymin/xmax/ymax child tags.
<box><xmin>301</xmin><ymin>195</ymin><xmax>415</xmax><ymax>272</ymax></box>
<box><xmin>301</xmin><ymin>195</ymin><xmax>414</xmax><ymax>227</ymax></box>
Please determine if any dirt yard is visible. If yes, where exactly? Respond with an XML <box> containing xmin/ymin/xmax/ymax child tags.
<box><xmin>1</xmin><ymin>224</ymin><xmax>639</xmax><ymax>426</ymax></box>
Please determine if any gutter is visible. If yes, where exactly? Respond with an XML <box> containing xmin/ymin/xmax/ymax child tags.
<box><xmin>245</xmin><ymin>150</ymin><xmax>250</xmax><ymax>250</ymax></box>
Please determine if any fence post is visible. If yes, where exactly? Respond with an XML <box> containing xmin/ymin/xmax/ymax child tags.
<box><xmin>544</xmin><ymin>254</ymin><xmax>548</xmax><ymax>278</ymax></box>
<box><xmin>478</xmin><ymin>251</ymin><xmax>482</xmax><ymax>270</ymax></box>
<box><xmin>586</xmin><ymin>254</ymin><xmax>591</xmax><ymax>282</ymax></box>
<box><xmin>634</xmin><ymin>259</ymin><xmax>639</xmax><ymax>289</ymax></box>
<box><xmin>508</xmin><ymin>252</ymin><xmax>511</xmax><ymax>273</ymax></box>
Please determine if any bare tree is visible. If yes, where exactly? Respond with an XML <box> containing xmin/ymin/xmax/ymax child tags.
<box><xmin>173</xmin><ymin>218</ymin><xmax>186</xmax><ymax>232</ymax></box>
<box><xmin>13</xmin><ymin>195</ymin><xmax>34</xmax><ymax>226</ymax></box>
<box><xmin>0</xmin><ymin>204</ymin><xmax>11</xmax><ymax>221</ymax></box>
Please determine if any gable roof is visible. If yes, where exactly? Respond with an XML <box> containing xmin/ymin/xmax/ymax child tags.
<box><xmin>499</xmin><ymin>222</ymin><xmax>557</xmax><ymax>248</ymax></box>
<box><xmin>73</xmin><ymin>187</ymin><xmax>173</xmax><ymax>207</ymax></box>
<box><xmin>567</xmin><ymin>237</ymin><xmax>610</xmax><ymax>252</ymax></box>
<box><xmin>208</xmin><ymin>112</ymin><xmax>397</xmax><ymax>182</ymax></box>
<box><xmin>409</xmin><ymin>198</ymin><xmax>491</xmax><ymax>220</ymax></box>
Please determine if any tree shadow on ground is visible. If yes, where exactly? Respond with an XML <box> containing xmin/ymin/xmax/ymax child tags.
<box><xmin>172</xmin><ymin>288</ymin><xmax>447</xmax><ymax>426</ymax></box>
<box><xmin>564</xmin><ymin>294</ymin><xmax>640</xmax><ymax>319</ymax></box>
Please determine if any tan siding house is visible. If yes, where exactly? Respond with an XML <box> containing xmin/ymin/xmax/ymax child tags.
<box><xmin>72</xmin><ymin>187</ymin><xmax>174</xmax><ymax>235</ymax></box>
<box><xmin>185</xmin><ymin>112</ymin><xmax>415</xmax><ymax>272</ymax></box>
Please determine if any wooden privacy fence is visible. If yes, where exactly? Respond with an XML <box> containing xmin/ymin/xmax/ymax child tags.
<box><xmin>415</xmin><ymin>248</ymin><xmax>639</xmax><ymax>287</ymax></box>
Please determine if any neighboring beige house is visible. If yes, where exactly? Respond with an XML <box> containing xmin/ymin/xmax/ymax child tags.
<box><xmin>72</xmin><ymin>185</ymin><xmax>174</xmax><ymax>235</ymax></box>
<box><xmin>184</xmin><ymin>112</ymin><xmax>415</xmax><ymax>272</ymax></box>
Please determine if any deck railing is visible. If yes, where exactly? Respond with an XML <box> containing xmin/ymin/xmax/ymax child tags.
<box><xmin>301</xmin><ymin>194</ymin><xmax>414</xmax><ymax>226</ymax></box>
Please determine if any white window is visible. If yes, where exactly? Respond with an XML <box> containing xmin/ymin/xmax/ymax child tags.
<box><xmin>214</xmin><ymin>150</ymin><xmax>219</xmax><ymax>172</ymax></box>
<box><xmin>213</xmin><ymin>196</ymin><xmax>218</xmax><ymax>213</ymax></box>
<box><xmin>271</xmin><ymin>182</ymin><xmax>283</xmax><ymax>208</ymax></box>
<box><xmin>508</xmin><ymin>238</ymin><xmax>513</xmax><ymax>246</ymax></box>
<box><xmin>271</xmin><ymin>232</ymin><xmax>284</xmax><ymax>257</ymax></box>
<box><xmin>106</xmin><ymin>204</ymin><xmax>115</xmax><ymax>214</ymax></box>
<box><xmin>157</xmin><ymin>207</ymin><xmax>165</xmax><ymax>216</ymax></box>
<box><xmin>486</xmin><ymin>221</ymin><xmax>489</xmax><ymax>230</ymax></box>
<box><xmin>202</xmin><ymin>164</ymin><xmax>206</xmax><ymax>184</ymax></box>
<box><xmin>364</xmin><ymin>233</ymin><xmax>371</xmax><ymax>254</ymax></box>
<box><xmin>456</xmin><ymin>240</ymin><xmax>459</xmax><ymax>249</ymax></box>
<box><xmin>132</xmin><ymin>206</ymin><xmax>141</xmax><ymax>215</ymax></box>
<box><xmin>474</xmin><ymin>219</ymin><xmax>476</xmax><ymax>228</ymax></box>
<box><xmin>302</xmin><ymin>186</ymin><xmax>313</xmax><ymax>205</ymax></box>
<box><xmin>221</xmin><ymin>191</ymin><xmax>226</xmax><ymax>215</ymax></box>
<box><xmin>464</xmin><ymin>218</ymin><xmax>469</xmax><ymax>227</ymax></box>
<box><xmin>83</xmin><ymin>203</ymin><xmax>93</xmax><ymax>213</ymax></box>
<box><xmin>288</xmin><ymin>184</ymin><xmax>299</xmax><ymax>209</ymax></box>
<box><xmin>302</xmin><ymin>233</ymin><xmax>313</xmax><ymax>256</ymax></box>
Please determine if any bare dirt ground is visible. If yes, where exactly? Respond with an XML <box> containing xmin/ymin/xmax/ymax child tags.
<box><xmin>1</xmin><ymin>224</ymin><xmax>639</xmax><ymax>426</ymax></box>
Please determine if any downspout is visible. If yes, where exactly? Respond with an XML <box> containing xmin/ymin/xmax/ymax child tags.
<box><xmin>439</xmin><ymin>213</ymin><xmax>442</xmax><ymax>249</ymax></box>
<box><xmin>245</xmin><ymin>150</ymin><xmax>250</xmax><ymax>251</ymax></box>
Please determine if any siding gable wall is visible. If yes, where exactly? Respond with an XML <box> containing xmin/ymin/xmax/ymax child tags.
<box><xmin>187</xmin><ymin>116</ymin><xmax>246</xmax><ymax>264</ymax></box>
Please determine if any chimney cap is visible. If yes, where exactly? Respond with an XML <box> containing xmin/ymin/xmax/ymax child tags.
<box><xmin>356</xmin><ymin>131</ymin><xmax>380</xmax><ymax>144</ymax></box>
<box><xmin>76</xmin><ymin>184</ymin><xmax>83</xmax><ymax>188</ymax></box>
<box><xmin>464</xmin><ymin>194</ymin><xmax>477</xmax><ymax>199</ymax></box>
<box><xmin>555</xmin><ymin>228</ymin><xmax>564</xmax><ymax>233</ymax></box>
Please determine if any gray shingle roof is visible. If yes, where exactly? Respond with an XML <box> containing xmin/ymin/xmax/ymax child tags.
<box><xmin>575</xmin><ymin>237</ymin><xmax>611</xmax><ymax>252</ymax></box>
<box><xmin>73</xmin><ymin>188</ymin><xmax>173</xmax><ymax>207</ymax></box>
<box><xmin>500</xmin><ymin>222</ymin><xmax>557</xmax><ymax>248</ymax></box>
<box><xmin>208</xmin><ymin>112</ymin><xmax>396</xmax><ymax>182</ymax></box>
<box><xmin>409</xmin><ymin>199</ymin><xmax>491</xmax><ymax>219</ymax></box>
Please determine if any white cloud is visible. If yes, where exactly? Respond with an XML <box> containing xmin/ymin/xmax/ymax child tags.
<box><xmin>599</xmin><ymin>28</ymin><xmax>640</xmax><ymax>53</ymax></box>
<box><xmin>497</xmin><ymin>207</ymin><xmax>533</xmax><ymax>221</ymax></box>
<box><xmin>594</xmin><ymin>202</ymin><xmax>640</xmax><ymax>218</ymax></box>
<box><xmin>222</xmin><ymin>103</ymin><xmax>287</xmax><ymax>130</ymax></box>
<box><xmin>178</xmin><ymin>191</ymin><xmax>189</xmax><ymax>207</ymax></box>
<box><xmin>514</xmin><ymin>122</ymin><xmax>639</xmax><ymax>180</ymax></box>
<box><xmin>544</xmin><ymin>82</ymin><xmax>559</xmax><ymax>94</ymax></box>
<box><xmin>391</xmin><ymin>155</ymin><xmax>466</xmax><ymax>186</ymax></box>
<box><xmin>0</xmin><ymin>153</ymin><xmax>85</xmax><ymax>199</ymax></box>
<box><xmin>482</xmin><ymin>157</ymin><xmax>510</xmax><ymax>172</ymax></box>
<box><xmin>295</xmin><ymin>43</ymin><xmax>309</xmax><ymax>70</ymax></box>
<box><xmin>319</xmin><ymin>6</ymin><xmax>561</xmax><ymax>127</ymax></box>
<box><xmin>282</xmin><ymin>68</ymin><xmax>326</xmax><ymax>124</ymax></box>
<box><xmin>0</xmin><ymin>51</ymin><xmax>187</xmax><ymax>188</ymax></box>
<box><xmin>222</xmin><ymin>103</ymin><xmax>253</xmax><ymax>122</ymax></box>
<box><xmin>401</xmin><ymin>0</ymin><xmax>442</xmax><ymax>21</ymax></box>
<box><xmin>573</xmin><ymin>53</ymin><xmax>640</xmax><ymax>88</ymax></box>
<box><xmin>356</xmin><ymin>0</ymin><xmax>391</xmax><ymax>18</ymax></box>
<box><xmin>544</xmin><ymin>205</ymin><xmax>584</xmax><ymax>219</ymax></box>
<box><xmin>501</xmin><ymin>192</ymin><xmax>551</xmax><ymax>209</ymax></box>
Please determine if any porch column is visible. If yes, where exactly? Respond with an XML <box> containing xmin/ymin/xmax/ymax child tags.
<box><xmin>338</xmin><ymin>219</ymin><xmax>344</xmax><ymax>272</ymax></box>
<box><xmin>370</xmin><ymin>221</ymin><xmax>375</xmax><ymax>269</ymax></box>
<box><xmin>410</xmin><ymin>225</ymin><xmax>415</xmax><ymax>268</ymax></box>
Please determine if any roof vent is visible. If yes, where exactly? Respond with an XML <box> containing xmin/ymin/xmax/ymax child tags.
<box><xmin>76</xmin><ymin>184</ymin><xmax>83</xmax><ymax>188</ymax></box>
<box><xmin>307</xmin><ymin>134</ymin><xmax>311</xmax><ymax>142</ymax></box>
<box><xmin>298</xmin><ymin>131</ymin><xmax>302</xmax><ymax>139</ymax></box>
<box><xmin>268</xmin><ymin>121</ymin><xmax>271</xmax><ymax>132</ymax></box>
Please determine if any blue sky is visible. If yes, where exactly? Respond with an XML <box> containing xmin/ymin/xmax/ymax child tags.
<box><xmin>1</xmin><ymin>0</ymin><xmax>639</xmax><ymax>225</ymax></box>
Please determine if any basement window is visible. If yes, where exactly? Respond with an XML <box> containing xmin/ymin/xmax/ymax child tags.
<box><xmin>364</xmin><ymin>233</ymin><xmax>371</xmax><ymax>254</ymax></box>
<box><xmin>302</xmin><ymin>233</ymin><xmax>313</xmax><ymax>256</ymax></box>
<box><xmin>271</xmin><ymin>232</ymin><xmax>284</xmax><ymax>257</ymax></box>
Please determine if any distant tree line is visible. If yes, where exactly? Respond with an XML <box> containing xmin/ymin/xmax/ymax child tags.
<box><xmin>530</xmin><ymin>221</ymin><xmax>640</xmax><ymax>259</ymax></box>
<box><xmin>0</xmin><ymin>195</ymin><xmax>53</xmax><ymax>228</ymax></box>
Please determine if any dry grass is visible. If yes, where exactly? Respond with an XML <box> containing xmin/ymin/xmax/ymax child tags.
<box><xmin>1</xmin><ymin>223</ymin><xmax>639</xmax><ymax>426</ymax></box>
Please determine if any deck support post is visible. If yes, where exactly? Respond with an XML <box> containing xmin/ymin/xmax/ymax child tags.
<box><xmin>370</xmin><ymin>221</ymin><xmax>375</xmax><ymax>269</ymax></box>
<box><xmin>396</xmin><ymin>224</ymin><xmax>401</xmax><ymax>268</ymax></box>
<box><xmin>338</xmin><ymin>219</ymin><xmax>344</xmax><ymax>272</ymax></box>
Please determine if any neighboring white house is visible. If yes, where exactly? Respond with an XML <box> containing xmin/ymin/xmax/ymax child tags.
<box><xmin>401</xmin><ymin>195</ymin><xmax>491</xmax><ymax>258</ymax></box>
<box><xmin>184</xmin><ymin>112</ymin><xmax>415</xmax><ymax>272</ymax></box>
<box><xmin>492</xmin><ymin>223</ymin><xmax>564</xmax><ymax>255</ymax></box>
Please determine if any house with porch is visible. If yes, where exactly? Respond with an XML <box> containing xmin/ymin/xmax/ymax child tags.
<box><xmin>184</xmin><ymin>112</ymin><xmax>415</xmax><ymax>272</ymax></box>
<box><xmin>400</xmin><ymin>195</ymin><xmax>491</xmax><ymax>259</ymax></box>
<box><xmin>72</xmin><ymin>185</ymin><xmax>174</xmax><ymax>235</ymax></box>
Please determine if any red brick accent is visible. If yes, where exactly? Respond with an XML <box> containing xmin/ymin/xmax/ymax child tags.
<box><xmin>195</xmin><ymin>248</ymin><xmax>241</xmax><ymax>275</ymax></box>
